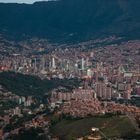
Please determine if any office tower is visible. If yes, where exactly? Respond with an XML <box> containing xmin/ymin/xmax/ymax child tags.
<box><xmin>90</xmin><ymin>52</ymin><xmax>94</xmax><ymax>58</ymax></box>
<box><xmin>41</xmin><ymin>56</ymin><xmax>45</xmax><ymax>71</ymax></box>
<box><xmin>66</xmin><ymin>60</ymin><xmax>70</xmax><ymax>71</ymax></box>
<box><xmin>52</xmin><ymin>57</ymin><xmax>56</xmax><ymax>69</ymax></box>
<box><xmin>13</xmin><ymin>107</ymin><xmax>21</xmax><ymax>116</ymax></box>
<box><xmin>94</xmin><ymin>92</ymin><xmax>97</xmax><ymax>99</ymax></box>
<box><xmin>34</xmin><ymin>58</ymin><xmax>37</xmax><ymax>73</ymax></box>
<box><xmin>74</xmin><ymin>63</ymin><xmax>78</xmax><ymax>72</ymax></box>
<box><xmin>87</xmin><ymin>69</ymin><xmax>93</xmax><ymax>78</ymax></box>
<box><xmin>81</xmin><ymin>58</ymin><xmax>85</xmax><ymax>70</ymax></box>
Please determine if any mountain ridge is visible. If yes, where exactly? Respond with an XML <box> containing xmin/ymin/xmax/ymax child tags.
<box><xmin>0</xmin><ymin>0</ymin><xmax>140</xmax><ymax>43</ymax></box>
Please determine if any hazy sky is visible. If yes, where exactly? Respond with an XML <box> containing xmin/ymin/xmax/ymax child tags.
<box><xmin>0</xmin><ymin>0</ymin><xmax>48</xmax><ymax>3</ymax></box>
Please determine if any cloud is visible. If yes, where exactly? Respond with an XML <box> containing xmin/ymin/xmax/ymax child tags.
<box><xmin>0</xmin><ymin>0</ymin><xmax>48</xmax><ymax>4</ymax></box>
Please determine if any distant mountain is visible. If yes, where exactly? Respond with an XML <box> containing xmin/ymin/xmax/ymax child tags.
<box><xmin>0</xmin><ymin>0</ymin><xmax>140</xmax><ymax>43</ymax></box>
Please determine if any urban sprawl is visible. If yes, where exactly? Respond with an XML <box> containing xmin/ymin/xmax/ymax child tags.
<box><xmin>1</xmin><ymin>37</ymin><xmax>140</xmax><ymax>139</ymax></box>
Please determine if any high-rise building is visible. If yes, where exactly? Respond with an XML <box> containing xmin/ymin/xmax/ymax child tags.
<box><xmin>87</xmin><ymin>69</ymin><xmax>93</xmax><ymax>78</ymax></box>
<box><xmin>81</xmin><ymin>58</ymin><xmax>85</xmax><ymax>70</ymax></box>
<box><xmin>52</xmin><ymin>57</ymin><xmax>56</xmax><ymax>69</ymax></box>
<box><xmin>13</xmin><ymin>107</ymin><xmax>21</xmax><ymax>116</ymax></box>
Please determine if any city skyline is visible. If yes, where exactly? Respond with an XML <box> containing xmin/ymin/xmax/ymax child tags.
<box><xmin>0</xmin><ymin>0</ymin><xmax>140</xmax><ymax>139</ymax></box>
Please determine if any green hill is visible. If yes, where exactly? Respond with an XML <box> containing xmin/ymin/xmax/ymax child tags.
<box><xmin>51</xmin><ymin>115</ymin><xmax>137</xmax><ymax>139</ymax></box>
<box><xmin>0</xmin><ymin>71</ymin><xmax>80</xmax><ymax>96</ymax></box>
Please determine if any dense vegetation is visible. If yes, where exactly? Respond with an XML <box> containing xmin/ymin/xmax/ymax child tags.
<box><xmin>0</xmin><ymin>0</ymin><xmax>140</xmax><ymax>43</ymax></box>
<box><xmin>9</xmin><ymin>127</ymin><xmax>46</xmax><ymax>140</ymax></box>
<box><xmin>0</xmin><ymin>71</ymin><xmax>81</xmax><ymax>96</ymax></box>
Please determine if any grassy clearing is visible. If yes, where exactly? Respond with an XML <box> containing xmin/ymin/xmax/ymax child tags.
<box><xmin>51</xmin><ymin>115</ymin><xmax>135</xmax><ymax>139</ymax></box>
